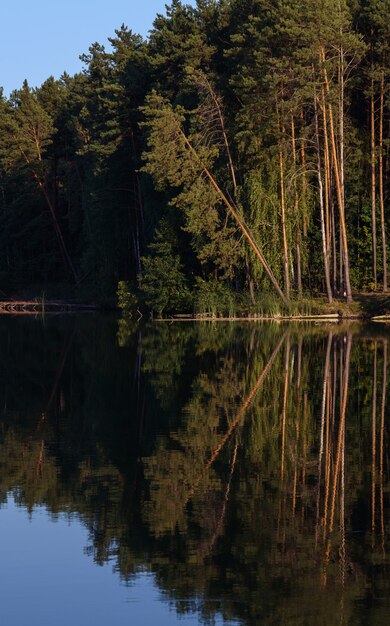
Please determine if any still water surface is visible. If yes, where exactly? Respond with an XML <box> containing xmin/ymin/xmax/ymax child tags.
<box><xmin>1</xmin><ymin>316</ymin><xmax>390</xmax><ymax>625</ymax></box>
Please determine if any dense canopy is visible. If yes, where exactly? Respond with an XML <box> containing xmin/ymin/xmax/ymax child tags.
<box><xmin>0</xmin><ymin>0</ymin><xmax>389</xmax><ymax>311</ymax></box>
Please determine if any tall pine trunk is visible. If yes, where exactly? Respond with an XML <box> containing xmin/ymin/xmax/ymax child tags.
<box><xmin>314</xmin><ymin>88</ymin><xmax>333</xmax><ymax>303</ymax></box>
<box><xmin>371</xmin><ymin>78</ymin><xmax>377</xmax><ymax>289</ymax></box>
<box><xmin>291</xmin><ymin>113</ymin><xmax>302</xmax><ymax>296</ymax></box>
<box><xmin>321</xmin><ymin>83</ymin><xmax>333</xmax><ymax>292</ymax></box>
<box><xmin>379</xmin><ymin>69</ymin><xmax>387</xmax><ymax>291</ymax></box>
<box><xmin>278</xmin><ymin>142</ymin><xmax>291</xmax><ymax>300</ymax></box>
<box><xmin>322</xmin><ymin>48</ymin><xmax>352</xmax><ymax>302</ymax></box>
<box><xmin>299</xmin><ymin>110</ymin><xmax>308</xmax><ymax>238</ymax></box>
<box><xmin>276</xmin><ymin>93</ymin><xmax>290</xmax><ymax>300</ymax></box>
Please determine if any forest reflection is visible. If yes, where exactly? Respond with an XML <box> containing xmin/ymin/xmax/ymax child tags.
<box><xmin>1</xmin><ymin>317</ymin><xmax>390</xmax><ymax>624</ymax></box>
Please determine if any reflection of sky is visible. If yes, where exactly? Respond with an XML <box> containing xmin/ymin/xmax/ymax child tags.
<box><xmin>0</xmin><ymin>497</ymin><xmax>237</xmax><ymax>626</ymax></box>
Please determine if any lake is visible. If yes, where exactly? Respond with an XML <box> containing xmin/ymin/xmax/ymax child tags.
<box><xmin>0</xmin><ymin>315</ymin><xmax>389</xmax><ymax>625</ymax></box>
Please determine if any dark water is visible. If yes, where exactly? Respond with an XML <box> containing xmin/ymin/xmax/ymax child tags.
<box><xmin>1</xmin><ymin>315</ymin><xmax>390</xmax><ymax>625</ymax></box>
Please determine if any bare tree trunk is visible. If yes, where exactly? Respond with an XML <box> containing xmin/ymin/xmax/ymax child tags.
<box><xmin>321</xmin><ymin>83</ymin><xmax>337</xmax><ymax>293</ymax></box>
<box><xmin>279</xmin><ymin>139</ymin><xmax>291</xmax><ymax>299</ymax></box>
<box><xmin>321</xmin><ymin>86</ymin><xmax>331</xmax><ymax>254</ymax></box>
<box><xmin>379</xmin><ymin>69</ymin><xmax>387</xmax><ymax>291</ymax></box>
<box><xmin>300</xmin><ymin>109</ymin><xmax>308</xmax><ymax>238</ymax></box>
<box><xmin>339</xmin><ymin>47</ymin><xmax>345</xmax><ymax>209</ymax></box>
<box><xmin>371</xmin><ymin>79</ymin><xmax>378</xmax><ymax>289</ymax></box>
<box><xmin>322</xmin><ymin>49</ymin><xmax>353</xmax><ymax>302</ymax></box>
<box><xmin>331</xmin><ymin>189</ymin><xmax>337</xmax><ymax>294</ymax></box>
<box><xmin>314</xmin><ymin>88</ymin><xmax>333</xmax><ymax>303</ymax></box>
<box><xmin>275</xmin><ymin>92</ymin><xmax>291</xmax><ymax>300</ymax></box>
<box><xmin>340</xmin><ymin>223</ymin><xmax>344</xmax><ymax>294</ymax></box>
<box><xmin>291</xmin><ymin>113</ymin><xmax>303</xmax><ymax>296</ymax></box>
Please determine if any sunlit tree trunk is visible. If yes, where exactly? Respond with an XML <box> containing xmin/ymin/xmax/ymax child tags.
<box><xmin>371</xmin><ymin>79</ymin><xmax>378</xmax><ymax>289</ymax></box>
<box><xmin>299</xmin><ymin>109</ymin><xmax>308</xmax><ymax>239</ymax></box>
<box><xmin>379</xmin><ymin>69</ymin><xmax>387</xmax><ymax>291</ymax></box>
<box><xmin>314</xmin><ymin>87</ymin><xmax>333</xmax><ymax>303</ymax></box>
<box><xmin>320</xmin><ymin>86</ymin><xmax>331</xmax><ymax>257</ymax></box>
<box><xmin>322</xmin><ymin>49</ymin><xmax>352</xmax><ymax>302</ymax></box>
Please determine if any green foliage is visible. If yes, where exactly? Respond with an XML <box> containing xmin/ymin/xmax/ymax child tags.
<box><xmin>0</xmin><ymin>0</ymin><xmax>388</xmax><ymax>304</ymax></box>
<box><xmin>117</xmin><ymin>281</ymin><xmax>137</xmax><ymax>316</ymax></box>
<box><xmin>116</xmin><ymin>317</ymin><xmax>137</xmax><ymax>347</ymax></box>
<box><xmin>141</xmin><ymin>90</ymin><xmax>242</xmax><ymax>281</ymax></box>
<box><xmin>140</xmin><ymin>220</ymin><xmax>192</xmax><ymax>315</ymax></box>
<box><xmin>194</xmin><ymin>277</ymin><xmax>237</xmax><ymax>317</ymax></box>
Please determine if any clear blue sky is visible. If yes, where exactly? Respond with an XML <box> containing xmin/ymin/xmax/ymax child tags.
<box><xmin>0</xmin><ymin>1</ymin><xmax>194</xmax><ymax>96</ymax></box>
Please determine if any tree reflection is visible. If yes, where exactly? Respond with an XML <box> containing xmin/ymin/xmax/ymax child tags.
<box><xmin>0</xmin><ymin>318</ymin><xmax>390</xmax><ymax>624</ymax></box>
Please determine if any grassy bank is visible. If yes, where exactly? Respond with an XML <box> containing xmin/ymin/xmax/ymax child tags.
<box><xmin>3</xmin><ymin>287</ymin><xmax>390</xmax><ymax>321</ymax></box>
<box><xmin>157</xmin><ymin>293</ymin><xmax>390</xmax><ymax>321</ymax></box>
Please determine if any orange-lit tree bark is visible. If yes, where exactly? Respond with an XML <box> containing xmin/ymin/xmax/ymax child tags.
<box><xmin>371</xmin><ymin>79</ymin><xmax>378</xmax><ymax>289</ymax></box>
<box><xmin>322</xmin><ymin>50</ymin><xmax>352</xmax><ymax>302</ymax></box>
<box><xmin>379</xmin><ymin>69</ymin><xmax>387</xmax><ymax>291</ymax></box>
<box><xmin>314</xmin><ymin>86</ymin><xmax>333</xmax><ymax>303</ymax></box>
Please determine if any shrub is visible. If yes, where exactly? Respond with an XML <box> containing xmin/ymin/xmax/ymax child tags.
<box><xmin>140</xmin><ymin>221</ymin><xmax>192</xmax><ymax>316</ymax></box>
<box><xmin>194</xmin><ymin>279</ymin><xmax>237</xmax><ymax>317</ymax></box>
<box><xmin>117</xmin><ymin>281</ymin><xmax>138</xmax><ymax>317</ymax></box>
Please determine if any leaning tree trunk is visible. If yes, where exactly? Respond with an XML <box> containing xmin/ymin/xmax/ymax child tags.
<box><xmin>178</xmin><ymin>129</ymin><xmax>288</xmax><ymax>305</ymax></box>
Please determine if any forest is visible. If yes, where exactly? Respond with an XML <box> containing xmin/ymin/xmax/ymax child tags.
<box><xmin>0</xmin><ymin>0</ymin><xmax>389</xmax><ymax>314</ymax></box>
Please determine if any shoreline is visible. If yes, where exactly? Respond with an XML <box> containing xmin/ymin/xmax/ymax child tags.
<box><xmin>1</xmin><ymin>292</ymin><xmax>390</xmax><ymax>322</ymax></box>
<box><xmin>155</xmin><ymin>314</ymin><xmax>388</xmax><ymax>323</ymax></box>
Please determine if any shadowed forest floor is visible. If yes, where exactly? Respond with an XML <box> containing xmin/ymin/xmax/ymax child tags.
<box><xmin>353</xmin><ymin>292</ymin><xmax>390</xmax><ymax>317</ymax></box>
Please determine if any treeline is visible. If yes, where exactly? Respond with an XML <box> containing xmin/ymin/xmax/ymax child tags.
<box><xmin>0</xmin><ymin>0</ymin><xmax>389</xmax><ymax>310</ymax></box>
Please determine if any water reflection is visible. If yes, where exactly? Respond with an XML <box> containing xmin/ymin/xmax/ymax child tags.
<box><xmin>1</xmin><ymin>317</ymin><xmax>390</xmax><ymax>624</ymax></box>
